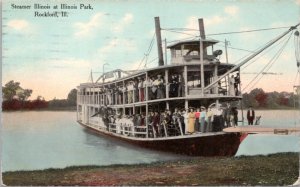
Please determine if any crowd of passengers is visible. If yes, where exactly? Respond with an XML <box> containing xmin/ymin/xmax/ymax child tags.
<box><xmin>95</xmin><ymin>73</ymin><xmax>185</xmax><ymax>105</ymax></box>
<box><xmin>87</xmin><ymin>72</ymin><xmax>240</xmax><ymax>106</ymax></box>
<box><xmin>103</xmin><ymin>105</ymin><xmax>239</xmax><ymax>137</ymax></box>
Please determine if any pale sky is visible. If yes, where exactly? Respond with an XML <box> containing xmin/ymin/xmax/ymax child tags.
<box><xmin>2</xmin><ymin>0</ymin><xmax>300</xmax><ymax>100</ymax></box>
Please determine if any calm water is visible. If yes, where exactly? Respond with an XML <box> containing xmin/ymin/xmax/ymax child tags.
<box><xmin>2</xmin><ymin>110</ymin><xmax>300</xmax><ymax>172</ymax></box>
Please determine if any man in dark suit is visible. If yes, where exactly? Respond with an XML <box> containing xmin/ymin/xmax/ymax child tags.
<box><xmin>247</xmin><ymin>106</ymin><xmax>255</xmax><ymax>125</ymax></box>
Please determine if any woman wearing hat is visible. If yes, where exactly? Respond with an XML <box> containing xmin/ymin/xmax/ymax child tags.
<box><xmin>187</xmin><ymin>108</ymin><xmax>196</xmax><ymax>134</ymax></box>
<box><xmin>200</xmin><ymin>107</ymin><xmax>206</xmax><ymax>133</ymax></box>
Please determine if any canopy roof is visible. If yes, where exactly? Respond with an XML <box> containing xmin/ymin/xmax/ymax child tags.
<box><xmin>167</xmin><ymin>39</ymin><xmax>219</xmax><ymax>49</ymax></box>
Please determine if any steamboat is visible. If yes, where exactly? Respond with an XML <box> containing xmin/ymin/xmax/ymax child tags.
<box><xmin>76</xmin><ymin>17</ymin><xmax>299</xmax><ymax>156</ymax></box>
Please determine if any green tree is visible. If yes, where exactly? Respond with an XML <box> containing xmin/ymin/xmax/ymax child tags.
<box><xmin>67</xmin><ymin>89</ymin><xmax>77</xmax><ymax>106</ymax></box>
<box><xmin>3</xmin><ymin>81</ymin><xmax>33</xmax><ymax>101</ymax></box>
<box><xmin>3</xmin><ymin>81</ymin><xmax>21</xmax><ymax>100</ymax></box>
<box><xmin>17</xmin><ymin>89</ymin><xmax>33</xmax><ymax>101</ymax></box>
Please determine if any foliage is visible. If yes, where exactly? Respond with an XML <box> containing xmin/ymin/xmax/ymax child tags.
<box><xmin>2</xmin><ymin>99</ymin><xmax>48</xmax><ymax>111</ymax></box>
<box><xmin>47</xmin><ymin>89</ymin><xmax>77</xmax><ymax>109</ymax></box>
<box><xmin>242</xmin><ymin>88</ymin><xmax>298</xmax><ymax>109</ymax></box>
<box><xmin>67</xmin><ymin>89</ymin><xmax>77</xmax><ymax>106</ymax></box>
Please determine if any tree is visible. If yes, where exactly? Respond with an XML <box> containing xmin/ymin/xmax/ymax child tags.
<box><xmin>17</xmin><ymin>89</ymin><xmax>33</xmax><ymax>101</ymax></box>
<box><xmin>2</xmin><ymin>80</ymin><xmax>33</xmax><ymax>101</ymax></box>
<box><xmin>3</xmin><ymin>81</ymin><xmax>21</xmax><ymax>100</ymax></box>
<box><xmin>67</xmin><ymin>89</ymin><xmax>77</xmax><ymax>106</ymax></box>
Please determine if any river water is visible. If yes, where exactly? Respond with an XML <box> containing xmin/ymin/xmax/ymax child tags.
<box><xmin>2</xmin><ymin>110</ymin><xmax>300</xmax><ymax>172</ymax></box>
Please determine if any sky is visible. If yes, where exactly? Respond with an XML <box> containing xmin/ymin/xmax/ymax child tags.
<box><xmin>2</xmin><ymin>0</ymin><xmax>300</xmax><ymax>100</ymax></box>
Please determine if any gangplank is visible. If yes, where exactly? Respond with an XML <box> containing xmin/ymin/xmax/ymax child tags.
<box><xmin>223</xmin><ymin>126</ymin><xmax>300</xmax><ymax>135</ymax></box>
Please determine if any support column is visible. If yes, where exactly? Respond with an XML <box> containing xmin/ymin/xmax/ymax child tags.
<box><xmin>146</xmin><ymin>103</ymin><xmax>148</xmax><ymax>138</ymax></box>
<box><xmin>133</xmin><ymin>105</ymin><xmax>135</xmax><ymax>115</ymax></box>
<box><xmin>145</xmin><ymin>72</ymin><xmax>149</xmax><ymax>101</ymax></box>
<box><xmin>214</xmin><ymin>65</ymin><xmax>218</xmax><ymax>94</ymax></box>
<box><xmin>185</xmin><ymin>100</ymin><xmax>188</xmax><ymax>110</ymax></box>
<box><xmin>184</xmin><ymin>65</ymin><xmax>188</xmax><ymax>96</ymax></box>
<box><xmin>165</xmin><ymin>69</ymin><xmax>169</xmax><ymax>98</ymax></box>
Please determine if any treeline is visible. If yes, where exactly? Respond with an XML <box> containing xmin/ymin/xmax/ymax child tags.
<box><xmin>2</xmin><ymin>80</ymin><xmax>77</xmax><ymax>111</ymax></box>
<box><xmin>242</xmin><ymin>88</ymin><xmax>299</xmax><ymax>109</ymax></box>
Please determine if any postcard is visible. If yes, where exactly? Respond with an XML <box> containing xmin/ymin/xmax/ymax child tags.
<box><xmin>2</xmin><ymin>0</ymin><xmax>300</xmax><ymax>186</ymax></box>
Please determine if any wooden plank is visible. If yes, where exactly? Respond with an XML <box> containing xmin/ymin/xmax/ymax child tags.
<box><xmin>223</xmin><ymin>126</ymin><xmax>300</xmax><ymax>135</ymax></box>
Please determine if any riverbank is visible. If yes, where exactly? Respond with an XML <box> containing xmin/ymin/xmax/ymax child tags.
<box><xmin>3</xmin><ymin>152</ymin><xmax>298</xmax><ymax>186</ymax></box>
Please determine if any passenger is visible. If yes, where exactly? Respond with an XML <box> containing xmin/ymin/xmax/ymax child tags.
<box><xmin>234</xmin><ymin>73</ymin><xmax>240</xmax><ymax>96</ymax></box>
<box><xmin>187</xmin><ymin>108</ymin><xmax>195</xmax><ymax>134</ymax></box>
<box><xmin>165</xmin><ymin>110</ymin><xmax>172</xmax><ymax>126</ymax></box>
<box><xmin>172</xmin><ymin>108</ymin><xmax>179</xmax><ymax>123</ymax></box>
<box><xmin>178</xmin><ymin>109</ymin><xmax>185</xmax><ymax>134</ymax></box>
<box><xmin>140</xmin><ymin>113</ymin><xmax>145</xmax><ymax>126</ymax></box>
<box><xmin>150</xmin><ymin>77</ymin><xmax>157</xmax><ymax>100</ymax></box>
<box><xmin>159</xmin><ymin>111</ymin><xmax>167</xmax><ymax>136</ymax></box>
<box><xmin>123</xmin><ymin>84</ymin><xmax>127</xmax><ymax>104</ymax></box>
<box><xmin>200</xmin><ymin>107</ymin><xmax>206</xmax><ymax>133</ymax></box>
<box><xmin>147</xmin><ymin>112</ymin><xmax>154</xmax><ymax>136</ymax></box>
<box><xmin>223</xmin><ymin>104</ymin><xmax>231</xmax><ymax>127</ymax></box>
<box><xmin>118</xmin><ymin>86</ymin><xmax>123</xmax><ymax>104</ymax></box>
<box><xmin>154</xmin><ymin>74</ymin><xmax>165</xmax><ymax>99</ymax></box>
<box><xmin>195</xmin><ymin>108</ymin><xmax>200</xmax><ymax>132</ymax></box>
<box><xmin>106</xmin><ymin>88</ymin><xmax>112</xmax><ymax>105</ymax></box>
<box><xmin>128</xmin><ymin>81</ymin><xmax>134</xmax><ymax>103</ymax></box>
<box><xmin>138</xmin><ymin>77</ymin><xmax>145</xmax><ymax>101</ymax></box>
<box><xmin>229</xmin><ymin>75</ymin><xmax>235</xmax><ymax>96</ymax></box>
<box><xmin>182</xmin><ymin>109</ymin><xmax>188</xmax><ymax>134</ymax></box>
<box><xmin>247</xmin><ymin>106</ymin><xmax>255</xmax><ymax>125</ymax></box>
<box><xmin>232</xmin><ymin>107</ymin><xmax>238</xmax><ymax>127</ymax></box>
<box><xmin>206</xmin><ymin>107</ymin><xmax>213</xmax><ymax>132</ymax></box>
<box><xmin>134</xmin><ymin>79</ymin><xmax>139</xmax><ymax>102</ymax></box>
<box><xmin>143</xmin><ymin>77</ymin><xmax>149</xmax><ymax>100</ymax></box>
<box><xmin>170</xmin><ymin>74</ymin><xmax>178</xmax><ymax>97</ymax></box>
<box><xmin>153</xmin><ymin>111</ymin><xmax>160</xmax><ymax>136</ymax></box>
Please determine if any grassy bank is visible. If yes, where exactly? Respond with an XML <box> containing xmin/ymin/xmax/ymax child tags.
<box><xmin>3</xmin><ymin>153</ymin><xmax>298</xmax><ymax>186</ymax></box>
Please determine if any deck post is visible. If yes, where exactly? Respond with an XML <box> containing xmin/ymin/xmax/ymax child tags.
<box><xmin>133</xmin><ymin>104</ymin><xmax>135</xmax><ymax>115</ymax></box>
<box><xmin>146</xmin><ymin>103</ymin><xmax>149</xmax><ymax>138</ymax></box>
<box><xmin>177</xmin><ymin>119</ymin><xmax>184</xmax><ymax>136</ymax></box>
<box><xmin>122</xmin><ymin>80</ymin><xmax>125</xmax><ymax>114</ymax></box>
<box><xmin>184</xmin><ymin>65</ymin><xmax>188</xmax><ymax>96</ymax></box>
<box><xmin>145</xmin><ymin>72</ymin><xmax>149</xmax><ymax>101</ymax></box>
<box><xmin>214</xmin><ymin>64</ymin><xmax>218</xmax><ymax>94</ymax></box>
<box><xmin>165</xmin><ymin>69</ymin><xmax>169</xmax><ymax>98</ymax></box>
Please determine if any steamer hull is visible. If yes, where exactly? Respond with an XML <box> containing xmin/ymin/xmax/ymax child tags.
<box><xmin>78</xmin><ymin>121</ymin><xmax>242</xmax><ymax>156</ymax></box>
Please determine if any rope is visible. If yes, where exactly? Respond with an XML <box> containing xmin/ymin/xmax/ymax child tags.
<box><xmin>162</xmin><ymin>26</ymin><xmax>290</xmax><ymax>37</ymax></box>
<box><xmin>206</xmin><ymin>26</ymin><xmax>290</xmax><ymax>36</ymax></box>
<box><xmin>241</xmin><ymin>33</ymin><xmax>291</xmax><ymax>70</ymax></box>
<box><xmin>136</xmin><ymin>32</ymin><xmax>155</xmax><ymax>70</ymax></box>
<box><xmin>242</xmin><ymin>32</ymin><xmax>293</xmax><ymax>91</ymax></box>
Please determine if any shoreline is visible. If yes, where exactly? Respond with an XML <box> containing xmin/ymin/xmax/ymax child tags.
<box><xmin>3</xmin><ymin>152</ymin><xmax>299</xmax><ymax>186</ymax></box>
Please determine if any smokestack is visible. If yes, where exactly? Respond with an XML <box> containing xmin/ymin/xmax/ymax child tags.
<box><xmin>154</xmin><ymin>17</ymin><xmax>164</xmax><ymax>66</ymax></box>
<box><xmin>198</xmin><ymin>18</ymin><xmax>206</xmax><ymax>39</ymax></box>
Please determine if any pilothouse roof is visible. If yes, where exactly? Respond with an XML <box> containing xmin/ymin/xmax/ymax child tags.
<box><xmin>167</xmin><ymin>39</ymin><xmax>219</xmax><ymax>49</ymax></box>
